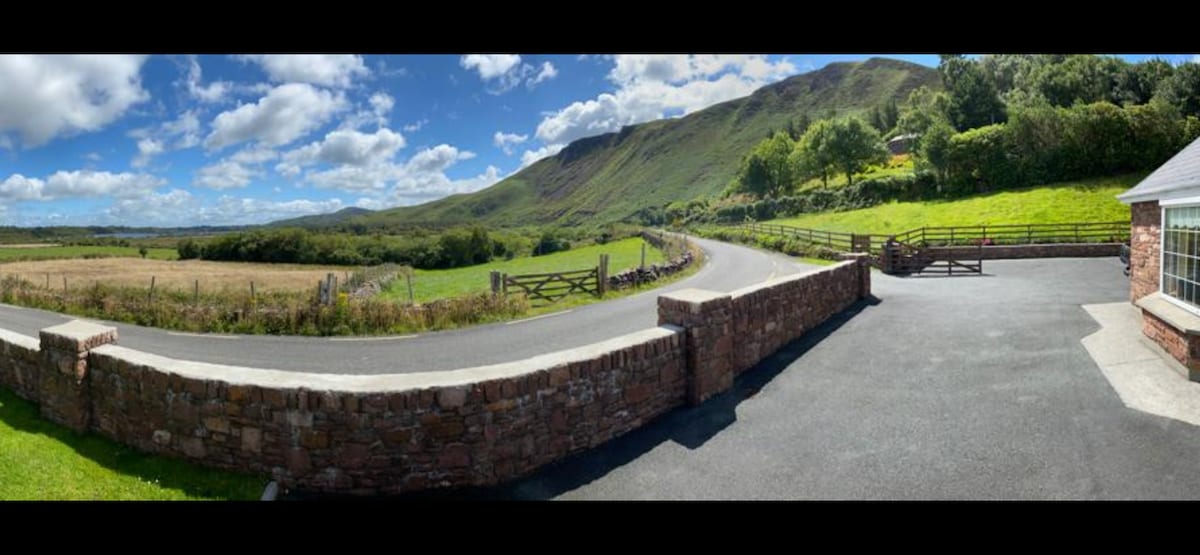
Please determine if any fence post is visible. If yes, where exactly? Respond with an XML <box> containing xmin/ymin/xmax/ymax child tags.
<box><xmin>598</xmin><ymin>254</ymin><xmax>609</xmax><ymax>296</ymax></box>
<box><xmin>501</xmin><ymin>273</ymin><xmax>507</xmax><ymax>296</ymax></box>
<box><xmin>194</xmin><ymin>279</ymin><xmax>199</xmax><ymax>305</ymax></box>
<box><xmin>148</xmin><ymin>276</ymin><xmax>156</xmax><ymax>304</ymax></box>
<box><xmin>490</xmin><ymin>270</ymin><xmax>500</xmax><ymax>295</ymax></box>
<box><xmin>406</xmin><ymin>273</ymin><xmax>414</xmax><ymax>305</ymax></box>
<box><xmin>641</xmin><ymin>242</ymin><xmax>646</xmax><ymax>270</ymax></box>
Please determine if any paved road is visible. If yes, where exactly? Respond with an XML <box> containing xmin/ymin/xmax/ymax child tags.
<box><xmin>0</xmin><ymin>236</ymin><xmax>818</xmax><ymax>374</ymax></box>
<box><xmin>432</xmin><ymin>257</ymin><xmax>1200</xmax><ymax>500</ymax></box>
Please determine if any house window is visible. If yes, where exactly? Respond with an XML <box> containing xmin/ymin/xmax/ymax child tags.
<box><xmin>1163</xmin><ymin>205</ymin><xmax>1200</xmax><ymax>311</ymax></box>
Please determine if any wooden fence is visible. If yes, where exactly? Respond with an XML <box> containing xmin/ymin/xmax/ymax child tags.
<box><xmin>491</xmin><ymin>255</ymin><xmax>610</xmax><ymax>304</ymax></box>
<box><xmin>732</xmin><ymin>220</ymin><xmax>1130</xmax><ymax>255</ymax></box>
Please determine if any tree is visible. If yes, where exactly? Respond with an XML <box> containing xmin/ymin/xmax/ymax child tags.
<box><xmin>1115</xmin><ymin>58</ymin><xmax>1173</xmax><ymax>106</ymax></box>
<box><xmin>895</xmin><ymin>85</ymin><xmax>952</xmax><ymax>151</ymax></box>
<box><xmin>824</xmin><ymin>117</ymin><xmax>889</xmax><ymax>186</ymax></box>
<box><xmin>939</xmin><ymin>54</ymin><xmax>1007</xmax><ymax>131</ymax></box>
<box><xmin>794</xmin><ymin>119</ymin><xmax>837</xmax><ymax>188</ymax></box>
<box><xmin>918</xmin><ymin>120</ymin><xmax>955</xmax><ymax>185</ymax></box>
<box><xmin>1155</xmin><ymin>62</ymin><xmax>1200</xmax><ymax>118</ymax></box>
<box><xmin>138</xmin><ymin>246</ymin><xmax>148</xmax><ymax>259</ymax></box>
<box><xmin>732</xmin><ymin>131</ymin><xmax>797</xmax><ymax>198</ymax></box>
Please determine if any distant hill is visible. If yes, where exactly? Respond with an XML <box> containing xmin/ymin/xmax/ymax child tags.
<box><xmin>282</xmin><ymin>57</ymin><xmax>940</xmax><ymax>230</ymax></box>
<box><xmin>268</xmin><ymin>206</ymin><xmax>374</xmax><ymax>229</ymax></box>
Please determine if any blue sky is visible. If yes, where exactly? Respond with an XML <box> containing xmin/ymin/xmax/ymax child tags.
<box><xmin>0</xmin><ymin>53</ymin><xmax>1193</xmax><ymax>227</ymax></box>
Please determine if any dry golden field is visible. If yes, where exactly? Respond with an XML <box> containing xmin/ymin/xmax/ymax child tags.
<box><xmin>0</xmin><ymin>257</ymin><xmax>352</xmax><ymax>293</ymax></box>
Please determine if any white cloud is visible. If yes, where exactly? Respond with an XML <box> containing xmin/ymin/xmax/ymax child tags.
<box><xmin>84</xmin><ymin>152</ymin><xmax>102</xmax><ymax>162</ymax></box>
<box><xmin>132</xmin><ymin>138</ymin><xmax>163</xmax><ymax>168</ymax></box>
<box><xmin>535</xmin><ymin>54</ymin><xmax>796</xmax><ymax>146</ymax></box>
<box><xmin>235</xmin><ymin>54</ymin><xmax>369</xmax><ymax>88</ymax></box>
<box><xmin>369</xmin><ymin>92</ymin><xmax>394</xmax><ymax>116</ymax></box>
<box><xmin>0</xmin><ymin>170</ymin><xmax>162</xmax><ymax>201</ymax></box>
<box><xmin>460</xmin><ymin>54</ymin><xmax>557</xmax><ymax>94</ymax></box>
<box><xmin>205</xmin><ymin>83</ymin><xmax>347</xmax><ymax>151</ymax></box>
<box><xmin>276</xmin><ymin>128</ymin><xmax>406</xmax><ymax>176</ymax></box>
<box><xmin>460</xmin><ymin>54</ymin><xmax>522</xmax><ymax>80</ymax></box>
<box><xmin>520</xmin><ymin>143</ymin><xmax>565</xmax><ymax>168</ymax></box>
<box><xmin>194</xmin><ymin>159</ymin><xmax>260</xmax><ymax>190</ymax></box>
<box><xmin>296</xmin><ymin>143</ymin><xmax>494</xmax><ymax>206</ymax></box>
<box><xmin>129</xmin><ymin>110</ymin><xmax>202</xmax><ymax>167</ymax></box>
<box><xmin>106</xmin><ymin>189</ymin><xmax>347</xmax><ymax>226</ymax></box>
<box><xmin>182</xmin><ymin>55</ymin><xmax>233</xmax><ymax>103</ymax></box>
<box><xmin>339</xmin><ymin>91</ymin><xmax>396</xmax><ymax>131</ymax></box>
<box><xmin>493</xmin><ymin>131</ymin><xmax>528</xmax><ymax>155</ymax></box>
<box><xmin>530</xmin><ymin>61</ymin><xmax>558</xmax><ymax>87</ymax></box>
<box><xmin>403</xmin><ymin>119</ymin><xmax>429</xmax><ymax>133</ymax></box>
<box><xmin>0</xmin><ymin>54</ymin><xmax>149</xmax><ymax>148</ymax></box>
<box><xmin>162</xmin><ymin>110</ymin><xmax>202</xmax><ymax>149</ymax></box>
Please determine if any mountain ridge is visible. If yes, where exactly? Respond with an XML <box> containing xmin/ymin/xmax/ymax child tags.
<box><xmin>277</xmin><ymin>57</ymin><xmax>940</xmax><ymax>230</ymax></box>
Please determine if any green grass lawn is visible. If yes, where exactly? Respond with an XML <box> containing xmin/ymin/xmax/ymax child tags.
<box><xmin>0</xmin><ymin>388</ymin><xmax>263</xmax><ymax>500</ymax></box>
<box><xmin>0</xmin><ymin>245</ymin><xmax>177</xmax><ymax>262</ymax></box>
<box><xmin>383</xmin><ymin>237</ymin><xmax>666</xmax><ymax>303</ymax></box>
<box><xmin>768</xmin><ymin>174</ymin><xmax>1136</xmax><ymax>235</ymax></box>
<box><xmin>796</xmin><ymin>155</ymin><xmax>914</xmax><ymax>192</ymax></box>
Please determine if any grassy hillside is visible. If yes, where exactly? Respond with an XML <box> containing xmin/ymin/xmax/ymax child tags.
<box><xmin>299</xmin><ymin>58</ymin><xmax>939</xmax><ymax>230</ymax></box>
<box><xmin>382</xmin><ymin>236</ymin><xmax>664</xmax><ymax>303</ymax></box>
<box><xmin>765</xmin><ymin>174</ymin><xmax>1136</xmax><ymax>234</ymax></box>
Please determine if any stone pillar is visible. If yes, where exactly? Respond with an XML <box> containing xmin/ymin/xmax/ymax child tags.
<box><xmin>658</xmin><ymin>288</ymin><xmax>733</xmax><ymax>406</ymax></box>
<box><xmin>1131</xmin><ymin>201</ymin><xmax>1160</xmax><ymax>303</ymax></box>
<box><xmin>38</xmin><ymin>320</ymin><xmax>118</xmax><ymax>433</ymax></box>
<box><xmin>838</xmin><ymin>253</ymin><xmax>873</xmax><ymax>299</ymax></box>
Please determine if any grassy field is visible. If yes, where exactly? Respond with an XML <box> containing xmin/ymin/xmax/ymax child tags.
<box><xmin>796</xmin><ymin>154</ymin><xmax>914</xmax><ymax>192</ymax></box>
<box><xmin>0</xmin><ymin>245</ymin><xmax>177</xmax><ymax>262</ymax></box>
<box><xmin>0</xmin><ymin>388</ymin><xmax>262</xmax><ymax>500</ymax></box>
<box><xmin>767</xmin><ymin>174</ymin><xmax>1135</xmax><ymax>234</ymax></box>
<box><xmin>0</xmin><ymin>258</ymin><xmax>351</xmax><ymax>294</ymax></box>
<box><xmin>382</xmin><ymin>237</ymin><xmax>666</xmax><ymax>303</ymax></box>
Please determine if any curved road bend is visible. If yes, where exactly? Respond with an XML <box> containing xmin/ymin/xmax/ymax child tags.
<box><xmin>0</xmin><ymin>237</ymin><xmax>819</xmax><ymax>375</ymax></box>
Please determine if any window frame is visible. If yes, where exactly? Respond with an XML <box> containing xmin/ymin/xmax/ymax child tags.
<box><xmin>1160</xmin><ymin>198</ymin><xmax>1200</xmax><ymax>316</ymax></box>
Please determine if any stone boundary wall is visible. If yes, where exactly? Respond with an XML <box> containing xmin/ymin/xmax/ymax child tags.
<box><xmin>926</xmin><ymin>243</ymin><xmax>1122</xmax><ymax>261</ymax></box>
<box><xmin>0</xmin><ymin>256</ymin><xmax>871</xmax><ymax>495</ymax></box>
<box><xmin>657</xmin><ymin>256</ymin><xmax>871</xmax><ymax>404</ymax></box>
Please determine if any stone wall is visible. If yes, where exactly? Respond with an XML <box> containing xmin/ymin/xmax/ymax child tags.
<box><xmin>658</xmin><ymin>257</ymin><xmax>871</xmax><ymax>404</ymax></box>
<box><xmin>86</xmin><ymin>327</ymin><xmax>686</xmax><ymax>494</ymax></box>
<box><xmin>1131</xmin><ymin>201</ymin><xmax>1161</xmax><ymax>302</ymax></box>
<box><xmin>0</xmin><ymin>327</ymin><xmax>40</xmax><ymax>402</ymax></box>
<box><xmin>0</xmin><ymin>252</ymin><xmax>870</xmax><ymax>495</ymax></box>
<box><xmin>926</xmin><ymin>243</ymin><xmax>1123</xmax><ymax>261</ymax></box>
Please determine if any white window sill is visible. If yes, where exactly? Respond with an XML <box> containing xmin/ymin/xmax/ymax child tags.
<box><xmin>1136</xmin><ymin>293</ymin><xmax>1200</xmax><ymax>336</ymax></box>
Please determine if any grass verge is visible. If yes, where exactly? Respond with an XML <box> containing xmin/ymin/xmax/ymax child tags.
<box><xmin>0</xmin><ymin>387</ymin><xmax>263</xmax><ymax>500</ymax></box>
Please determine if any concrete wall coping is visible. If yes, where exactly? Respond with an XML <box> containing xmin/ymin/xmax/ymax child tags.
<box><xmin>659</xmin><ymin>288</ymin><xmax>727</xmax><ymax>304</ymax></box>
<box><xmin>1136</xmin><ymin>293</ymin><xmax>1200</xmax><ymax>336</ymax></box>
<box><xmin>87</xmin><ymin>324</ymin><xmax>684</xmax><ymax>394</ymax></box>
<box><xmin>0</xmin><ymin>327</ymin><xmax>40</xmax><ymax>351</ymax></box>
<box><xmin>729</xmin><ymin>260</ymin><xmax>853</xmax><ymax>301</ymax></box>
<box><xmin>41</xmin><ymin>320</ymin><xmax>117</xmax><ymax>341</ymax></box>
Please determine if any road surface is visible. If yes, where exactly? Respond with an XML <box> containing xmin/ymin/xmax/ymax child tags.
<box><xmin>0</xmin><ymin>236</ymin><xmax>819</xmax><ymax>374</ymax></box>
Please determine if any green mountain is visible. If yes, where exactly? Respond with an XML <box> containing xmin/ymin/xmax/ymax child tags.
<box><xmin>296</xmin><ymin>57</ymin><xmax>940</xmax><ymax>230</ymax></box>
<box><xmin>269</xmin><ymin>206</ymin><xmax>374</xmax><ymax>228</ymax></box>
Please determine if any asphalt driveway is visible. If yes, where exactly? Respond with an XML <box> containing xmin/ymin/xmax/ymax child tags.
<box><xmin>454</xmin><ymin>256</ymin><xmax>1200</xmax><ymax>500</ymax></box>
